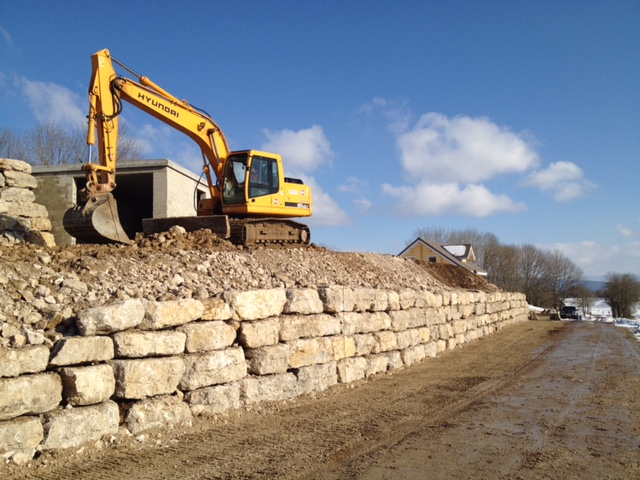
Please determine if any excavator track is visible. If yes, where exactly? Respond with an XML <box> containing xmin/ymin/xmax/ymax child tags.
<box><xmin>229</xmin><ymin>218</ymin><xmax>310</xmax><ymax>246</ymax></box>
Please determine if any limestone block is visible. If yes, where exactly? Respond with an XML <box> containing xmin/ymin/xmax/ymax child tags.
<box><xmin>0</xmin><ymin>187</ymin><xmax>36</xmax><ymax>203</ymax></box>
<box><xmin>0</xmin><ymin>198</ymin><xmax>6</xmax><ymax>213</ymax></box>
<box><xmin>366</xmin><ymin>354</ymin><xmax>389</xmax><ymax>377</ymax></box>
<box><xmin>352</xmin><ymin>333</ymin><xmax>377</xmax><ymax>356</ymax></box>
<box><xmin>49</xmin><ymin>336</ymin><xmax>114</xmax><ymax>366</ymax></box>
<box><xmin>398</xmin><ymin>289</ymin><xmax>417</xmax><ymax>309</ymax></box>
<box><xmin>179</xmin><ymin>321</ymin><xmax>236</xmax><ymax>353</ymax></box>
<box><xmin>352</xmin><ymin>287</ymin><xmax>387</xmax><ymax>312</ymax></box>
<box><xmin>0</xmin><ymin>373</ymin><xmax>62</xmax><ymax>421</ymax></box>
<box><xmin>422</xmin><ymin>291</ymin><xmax>437</xmax><ymax>308</ymax></box>
<box><xmin>418</xmin><ymin>327</ymin><xmax>431</xmax><ymax>344</ymax></box>
<box><xmin>424</xmin><ymin>342</ymin><xmax>438</xmax><ymax>358</ymax></box>
<box><xmin>389</xmin><ymin>308</ymin><xmax>427</xmax><ymax>331</ymax></box>
<box><xmin>340</xmin><ymin>311</ymin><xmax>391</xmax><ymax>335</ymax></box>
<box><xmin>200</xmin><ymin>297</ymin><xmax>232</xmax><ymax>320</ymax></box>
<box><xmin>372</xmin><ymin>331</ymin><xmax>397</xmax><ymax>353</ymax></box>
<box><xmin>140</xmin><ymin>299</ymin><xmax>204</xmax><ymax>330</ymax></box>
<box><xmin>0</xmin><ymin>345</ymin><xmax>49</xmax><ymax>377</ymax></box>
<box><xmin>179</xmin><ymin>347</ymin><xmax>247</xmax><ymax>391</ymax></box>
<box><xmin>452</xmin><ymin>320</ymin><xmax>467</xmax><ymax>335</ymax></box>
<box><xmin>59</xmin><ymin>364</ymin><xmax>115</xmax><ymax>406</ymax></box>
<box><xmin>0</xmin><ymin>158</ymin><xmax>32</xmax><ymax>173</ymax></box>
<box><xmin>459</xmin><ymin>304</ymin><xmax>475</xmax><ymax>319</ymax></box>
<box><xmin>241</xmin><ymin>373</ymin><xmax>298</xmax><ymax>404</ymax></box>
<box><xmin>385</xmin><ymin>351</ymin><xmax>403</xmax><ymax>370</ymax></box>
<box><xmin>296</xmin><ymin>362</ymin><xmax>337</xmax><ymax>395</ymax></box>
<box><xmin>395</xmin><ymin>329</ymin><xmax>422</xmax><ymax>349</ymax></box>
<box><xmin>124</xmin><ymin>395</ymin><xmax>192</xmax><ymax>435</ymax></box>
<box><xmin>0</xmin><ymin>416</ymin><xmax>43</xmax><ymax>465</ymax></box>
<box><xmin>25</xmin><ymin>230</ymin><xmax>55</xmax><ymax>247</ymax></box>
<box><xmin>77</xmin><ymin>299</ymin><xmax>145</xmax><ymax>335</ymax></box>
<box><xmin>225</xmin><ymin>289</ymin><xmax>286</xmax><ymax>320</ymax></box>
<box><xmin>185</xmin><ymin>382</ymin><xmax>241</xmax><ymax>416</ymax></box>
<box><xmin>113</xmin><ymin>330</ymin><xmax>186</xmax><ymax>358</ymax></box>
<box><xmin>246</xmin><ymin>344</ymin><xmax>290</xmax><ymax>375</ymax></box>
<box><xmin>41</xmin><ymin>401</ymin><xmax>119</xmax><ymax>450</ymax></box>
<box><xmin>2</xmin><ymin>170</ymin><xmax>37</xmax><ymax>189</ymax></box>
<box><xmin>238</xmin><ymin>318</ymin><xmax>279</xmax><ymax>348</ymax></box>
<box><xmin>317</xmin><ymin>286</ymin><xmax>355</xmax><ymax>313</ymax></box>
<box><xmin>113</xmin><ymin>357</ymin><xmax>185</xmax><ymax>399</ymax></box>
<box><xmin>474</xmin><ymin>303</ymin><xmax>486</xmax><ymax>315</ymax></box>
<box><xmin>288</xmin><ymin>337</ymin><xmax>334</xmax><ymax>368</ymax></box>
<box><xmin>386</xmin><ymin>290</ymin><xmax>400</xmax><ymax>311</ymax></box>
<box><xmin>436</xmin><ymin>340</ymin><xmax>447</xmax><ymax>353</ymax></box>
<box><xmin>401</xmin><ymin>345</ymin><xmax>426</xmax><ymax>366</ymax></box>
<box><xmin>279</xmin><ymin>313</ymin><xmax>341</xmax><ymax>341</ymax></box>
<box><xmin>6</xmin><ymin>202</ymin><xmax>48</xmax><ymax>219</ymax></box>
<box><xmin>28</xmin><ymin>216</ymin><xmax>52</xmax><ymax>231</ymax></box>
<box><xmin>331</xmin><ymin>336</ymin><xmax>356</xmax><ymax>361</ymax></box>
<box><xmin>283</xmin><ymin>288</ymin><xmax>323</xmax><ymax>314</ymax></box>
<box><xmin>337</xmin><ymin>357</ymin><xmax>367</xmax><ymax>383</ymax></box>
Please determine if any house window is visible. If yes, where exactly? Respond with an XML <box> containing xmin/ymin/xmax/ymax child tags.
<box><xmin>428</xmin><ymin>256</ymin><xmax>437</xmax><ymax>263</ymax></box>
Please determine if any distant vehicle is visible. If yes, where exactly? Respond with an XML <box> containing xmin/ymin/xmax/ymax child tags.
<box><xmin>560</xmin><ymin>306</ymin><xmax>580</xmax><ymax>320</ymax></box>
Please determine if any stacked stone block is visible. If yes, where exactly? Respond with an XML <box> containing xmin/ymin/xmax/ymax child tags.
<box><xmin>0</xmin><ymin>286</ymin><xmax>528</xmax><ymax>464</ymax></box>
<box><xmin>0</xmin><ymin>158</ymin><xmax>55</xmax><ymax>247</ymax></box>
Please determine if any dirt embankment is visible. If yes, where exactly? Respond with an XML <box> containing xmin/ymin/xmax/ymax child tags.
<box><xmin>3</xmin><ymin>320</ymin><xmax>639</xmax><ymax>480</ymax></box>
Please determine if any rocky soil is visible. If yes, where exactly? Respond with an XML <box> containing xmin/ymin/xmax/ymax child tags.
<box><xmin>0</xmin><ymin>227</ymin><xmax>498</xmax><ymax>349</ymax></box>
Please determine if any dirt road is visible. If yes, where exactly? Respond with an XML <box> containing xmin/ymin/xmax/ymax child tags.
<box><xmin>7</xmin><ymin>320</ymin><xmax>640</xmax><ymax>480</ymax></box>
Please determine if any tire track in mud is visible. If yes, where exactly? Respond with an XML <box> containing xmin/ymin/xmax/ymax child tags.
<box><xmin>301</xmin><ymin>322</ymin><xmax>575</xmax><ymax>480</ymax></box>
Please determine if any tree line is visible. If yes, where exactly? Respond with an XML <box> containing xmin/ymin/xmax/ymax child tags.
<box><xmin>0</xmin><ymin>121</ymin><xmax>143</xmax><ymax>166</ymax></box>
<box><xmin>411</xmin><ymin>227</ymin><xmax>640</xmax><ymax>317</ymax></box>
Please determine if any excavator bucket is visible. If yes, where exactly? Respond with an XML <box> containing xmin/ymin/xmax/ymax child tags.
<box><xmin>63</xmin><ymin>193</ymin><xmax>133</xmax><ymax>245</ymax></box>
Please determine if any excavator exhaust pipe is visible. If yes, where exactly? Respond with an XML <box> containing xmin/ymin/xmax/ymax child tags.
<box><xmin>63</xmin><ymin>193</ymin><xmax>133</xmax><ymax>245</ymax></box>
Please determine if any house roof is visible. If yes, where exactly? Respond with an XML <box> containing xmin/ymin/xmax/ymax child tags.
<box><xmin>398</xmin><ymin>237</ymin><xmax>487</xmax><ymax>276</ymax></box>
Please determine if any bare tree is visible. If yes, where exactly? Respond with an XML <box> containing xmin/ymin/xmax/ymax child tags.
<box><xmin>517</xmin><ymin>244</ymin><xmax>548</xmax><ymax>306</ymax></box>
<box><xmin>573</xmin><ymin>284</ymin><xmax>596</xmax><ymax>317</ymax></box>
<box><xmin>601</xmin><ymin>273</ymin><xmax>640</xmax><ymax>318</ymax></box>
<box><xmin>0</xmin><ymin>127</ymin><xmax>25</xmax><ymax>159</ymax></box>
<box><xmin>4</xmin><ymin>122</ymin><xmax>144</xmax><ymax>166</ymax></box>
<box><xmin>545</xmin><ymin>249</ymin><xmax>583</xmax><ymax>309</ymax></box>
<box><xmin>485</xmin><ymin>243</ymin><xmax>519</xmax><ymax>291</ymax></box>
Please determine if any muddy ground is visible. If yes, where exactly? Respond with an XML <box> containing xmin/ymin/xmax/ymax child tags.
<box><xmin>4</xmin><ymin>320</ymin><xmax>639</xmax><ymax>480</ymax></box>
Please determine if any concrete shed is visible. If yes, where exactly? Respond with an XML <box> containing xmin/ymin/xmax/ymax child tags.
<box><xmin>32</xmin><ymin>159</ymin><xmax>209</xmax><ymax>246</ymax></box>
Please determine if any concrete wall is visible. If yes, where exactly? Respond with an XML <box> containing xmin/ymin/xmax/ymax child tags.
<box><xmin>0</xmin><ymin>286</ymin><xmax>528</xmax><ymax>464</ymax></box>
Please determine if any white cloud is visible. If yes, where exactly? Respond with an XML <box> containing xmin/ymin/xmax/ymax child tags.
<box><xmin>16</xmin><ymin>77</ymin><xmax>85</xmax><ymax>128</ymax></box>
<box><xmin>397</xmin><ymin>113</ymin><xmax>539</xmax><ymax>183</ymax></box>
<box><xmin>261</xmin><ymin>125</ymin><xmax>333</xmax><ymax>173</ymax></box>
<box><xmin>353</xmin><ymin>197</ymin><xmax>373</xmax><ymax>215</ymax></box>
<box><xmin>617</xmin><ymin>225</ymin><xmax>634</xmax><ymax>238</ymax></box>
<box><xmin>0</xmin><ymin>26</ymin><xmax>13</xmax><ymax>47</ymax></box>
<box><xmin>382</xmin><ymin>181</ymin><xmax>525</xmax><ymax>217</ymax></box>
<box><xmin>338</xmin><ymin>176</ymin><xmax>369</xmax><ymax>193</ymax></box>
<box><xmin>547</xmin><ymin>240</ymin><xmax>640</xmax><ymax>279</ymax></box>
<box><xmin>381</xmin><ymin>111</ymin><xmax>538</xmax><ymax>217</ymax></box>
<box><xmin>523</xmin><ymin>161</ymin><xmax>597</xmax><ymax>201</ymax></box>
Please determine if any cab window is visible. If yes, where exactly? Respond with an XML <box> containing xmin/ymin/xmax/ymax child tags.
<box><xmin>249</xmin><ymin>156</ymin><xmax>279</xmax><ymax>198</ymax></box>
<box><xmin>223</xmin><ymin>155</ymin><xmax>247</xmax><ymax>205</ymax></box>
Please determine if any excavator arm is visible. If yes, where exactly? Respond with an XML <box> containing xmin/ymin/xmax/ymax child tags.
<box><xmin>84</xmin><ymin>49</ymin><xmax>230</xmax><ymax>201</ymax></box>
<box><xmin>65</xmin><ymin>49</ymin><xmax>231</xmax><ymax>244</ymax></box>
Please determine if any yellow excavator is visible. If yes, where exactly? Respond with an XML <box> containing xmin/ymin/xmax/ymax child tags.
<box><xmin>63</xmin><ymin>49</ymin><xmax>312</xmax><ymax>246</ymax></box>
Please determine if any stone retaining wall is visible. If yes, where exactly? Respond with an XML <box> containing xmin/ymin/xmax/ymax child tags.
<box><xmin>0</xmin><ymin>286</ymin><xmax>528</xmax><ymax>464</ymax></box>
<box><xmin>0</xmin><ymin>159</ymin><xmax>55</xmax><ymax>247</ymax></box>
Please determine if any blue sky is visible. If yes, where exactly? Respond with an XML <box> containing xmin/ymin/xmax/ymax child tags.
<box><xmin>1</xmin><ymin>1</ymin><xmax>638</xmax><ymax>279</ymax></box>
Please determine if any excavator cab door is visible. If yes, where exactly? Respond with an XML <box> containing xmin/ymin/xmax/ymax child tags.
<box><xmin>222</xmin><ymin>154</ymin><xmax>248</xmax><ymax>205</ymax></box>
